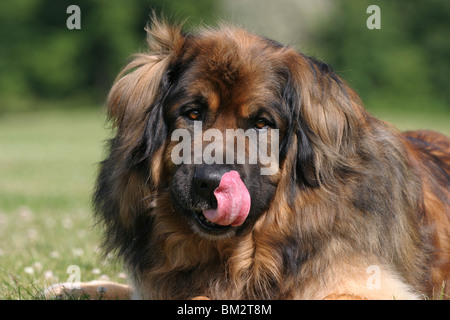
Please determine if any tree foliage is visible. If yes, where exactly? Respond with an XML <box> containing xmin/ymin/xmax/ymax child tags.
<box><xmin>0</xmin><ymin>0</ymin><xmax>217</xmax><ymax>106</ymax></box>
<box><xmin>1</xmin><ymin>0</ymin><xmax>448</xmax><ymax>113</ymax></box>
<box><xmin>313</xmin><ymin>0</ymin><xmax>449</xmax><ymax>111</ymax></box>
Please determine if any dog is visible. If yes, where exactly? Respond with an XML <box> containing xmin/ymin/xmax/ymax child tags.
<box><xmin>47</xmin><ymin>18</ymin><xmax>450</xmax><ymax>300</ymax></box>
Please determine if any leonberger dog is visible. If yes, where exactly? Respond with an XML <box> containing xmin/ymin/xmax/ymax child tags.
<box><xmin>54</xmin><ymin>18</ymin><xmax>450</xmax><ymax>300</ymax></box>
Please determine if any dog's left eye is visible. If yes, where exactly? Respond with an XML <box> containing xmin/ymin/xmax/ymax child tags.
<box><xmin>254</xmin><ymin>118</ymin><xmax>269</xmax><ymax>130</ymax></box>
<box><xmin>186</xmin><ymin>109</ymin><xmax>201</xmax><ymax>121</ymax></box>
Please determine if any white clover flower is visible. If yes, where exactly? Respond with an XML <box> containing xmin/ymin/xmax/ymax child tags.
<box><xmin>91</xmin><ymin>268</ymin><xmax>101</xmax><ymax>275</ymax></box>
<box><xmin>27</xmin><ymin>228</ymin><xmax>38</xmax><ymax>240</ymax></box>
<box><xmin>32</xmin><ymin>261</ymin><xmax>42</xmax><ymax>272</ymax></box>
<box><xmin>24</xmin><ymin>267</ymin><xmax>34</xmax><ymax>275</ymax></box>
<box><xmin>118</xmin><ymin>272</ymin><xmax>127</xmax><ymax>279</ymax></box>
<box><xmin>62</xmin><ymin>218</ymin><xmax>74</xmax><ymax>229</ymax></box>
<box><xmin>72</xmin><ymin>248</ymin><xmax>84</xmax><ymax>257</ymax></box>
<box><xmin>99</xmin><ymin>274</ymin><xmax>110</xmax><ymax>281</ymax></box>
<box><xmin>44</xmin><ymin>270</ymin><xmax>58</xmax><ymax>282</ymax></box>
<box><xmin>18</xmin><ymin>206</ymin><xmax>33</xmax><ymax>221</ymax></box>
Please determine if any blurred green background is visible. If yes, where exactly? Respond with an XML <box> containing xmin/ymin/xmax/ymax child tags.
<box><xmin>0</xmin><ymin>0</ymin><xmax>448</xmax><ymax>299</ymax></box>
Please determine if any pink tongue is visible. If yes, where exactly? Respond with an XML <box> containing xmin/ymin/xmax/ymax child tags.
<box><xmin>202</xmin><ymin>171</ymin><xmax>251</xmax><ymax>227</ymax></box>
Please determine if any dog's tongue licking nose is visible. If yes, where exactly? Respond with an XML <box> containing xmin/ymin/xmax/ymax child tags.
<box><xmin>202</xmin><ymin>171</ymin><xmax>251</xmax><ymax>227</ymax></box>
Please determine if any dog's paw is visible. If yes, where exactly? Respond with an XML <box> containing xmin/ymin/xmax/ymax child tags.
<box><xmin>191</xmin><ymin>296</ymin><xmax>211</xmax><ymax>300</ymax></box>
<box><xmin>43</xmin><ymin>281</ymin><xmax>130</xmax><ymax>300</ymax></box>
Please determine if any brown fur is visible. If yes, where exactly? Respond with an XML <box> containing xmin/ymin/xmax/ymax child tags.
<box><xmin>92</xmin><ymin>18</ymin><xmax>450</xmax><ymax>300</ymax></box>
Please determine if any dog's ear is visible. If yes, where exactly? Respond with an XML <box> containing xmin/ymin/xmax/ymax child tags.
<box><xmin>94</xmin><ymin>19</ymin><xmax>186</xmax><ymax>256</ymax></box>
<box><xmin>281</xmin><ymin>67</ymin><xmax>318</xmax><ymax>188</ymax></box>
<box><xmin>106</xmin><ymin>18</ymin><xmax>186</xmax><ymax>183</ymax></box>
<box><xmin>283</xmin><ymin>51</ymin><xmax>364</xmax><ymax>188</ymax></box>
<box><xmin>108</xmin><ymin>17</ymin><xmax>185</xmax><ymax>127</ymax></box>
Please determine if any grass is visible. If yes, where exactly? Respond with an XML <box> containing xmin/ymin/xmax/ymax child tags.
<box><xmin>0</xmin><ymin>106</ymin><xmax>449</xmax><ymax>299</ymax></box>
<box><xmin>0</xmin><ymin>107</ymin><xmax>125</xmax><ymax>299</ymax></box>
<box><xmin>369</xmin><ymin>108</ymin><xmax>450</xmax><ymax>136</ymax></box>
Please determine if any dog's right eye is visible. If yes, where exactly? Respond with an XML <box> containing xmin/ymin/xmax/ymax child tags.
<box><xmin>254</xmin><ymin>118</ymin><xmax>269</xmax><ymax>130</ymax></box>
<box><xmin>185</xmin><ymin>109</ymin><xmax>201</xmax><ymax>121</ymax></box>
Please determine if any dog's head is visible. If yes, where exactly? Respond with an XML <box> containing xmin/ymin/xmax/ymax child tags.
<box><xmin>105</xmin><ymin>18</ymin><xmax>362</xmax><ymax>240</ymax></box>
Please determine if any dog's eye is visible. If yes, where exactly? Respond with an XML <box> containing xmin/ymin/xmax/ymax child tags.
<box><xmin>186</xmin><ymin>109</ymin><xmax>201</xmax><ymax>121</ymax></box>
<box><xmin>254</xmin><ymin>118</ymin><xmax>269</xmax><ymax>130</ymax></box>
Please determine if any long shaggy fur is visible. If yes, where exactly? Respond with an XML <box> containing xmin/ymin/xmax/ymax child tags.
<box><xmin>94</xmin><ymin>18</ymin><xmax>450</xmax><ymax>299</ymax></box>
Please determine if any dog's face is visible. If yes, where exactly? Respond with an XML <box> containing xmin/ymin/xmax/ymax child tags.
<box><xmin>106</xmin><ymin>21</ymin><xmax>357</xmax><ymax>240</ymax></box>
<box><xmin>160</xmin><ymin>32</ymin><xmax>295</xmax><ymax>239</ymax></box>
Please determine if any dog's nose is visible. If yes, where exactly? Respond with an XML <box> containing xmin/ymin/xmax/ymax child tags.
<box><xmin>192</xmin><ymin>166</ymin><xmax>229</xmax><ymax>202</ymax></box>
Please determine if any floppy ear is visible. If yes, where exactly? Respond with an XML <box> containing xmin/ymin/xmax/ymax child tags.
<box><xmin>106</xmin><ymin>18</ymin><xmax>186</xmax><ymax>181</ymax></box>
<box><xmin>281</xmin><ymin>73</ymin><xmax>317</xmax><ymax>188</ymax></box>
<box><xmin>93</xmin><ymin>19</ymin><xmax>186</xmax><ymax>256</ymax></box>
<box><xmin>283</xmin><ymin>51</ymin><xmax>364</xmax><ymax>188</ymax></box>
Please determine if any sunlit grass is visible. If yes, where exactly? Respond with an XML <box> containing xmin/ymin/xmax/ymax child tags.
<box><xmin>0</xmin><ymin>107</ymin><xmax>125</xmax><ymax>299</ymax></box>
<box><xmin>370</xmin><ymin>108</ymin><xmax>450</xmax><ymax>136</ymax></box>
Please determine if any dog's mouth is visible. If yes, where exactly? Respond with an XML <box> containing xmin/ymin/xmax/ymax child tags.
<box><xmin>171</xmin><ymin>200</ymin><xmax>235</xmax><ymax>238</ymax></box>
<box><xmin>193</xmin><ymin>210</ymin><xmax>233</xmax><ymax>234</ymax></box>
<box><xmin>172</xmin><ymin>171</ymin><xmax>252</xmax><ymax>239</ymax></box>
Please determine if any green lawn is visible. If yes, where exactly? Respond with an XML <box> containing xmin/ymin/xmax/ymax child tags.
<box><xmin>370</xmin><ymin>108</ymin><xmax>450</xmax><ymax>136</ymax></box>
<box><xmin>0</xmin><ymin>107</ymin><xmax>448</xmax><ymax>299</ymax></box>
<box><xmin>0</xmin><ymin>108</ymin><xmax>125</xmax><ymax>299</ymax></box>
